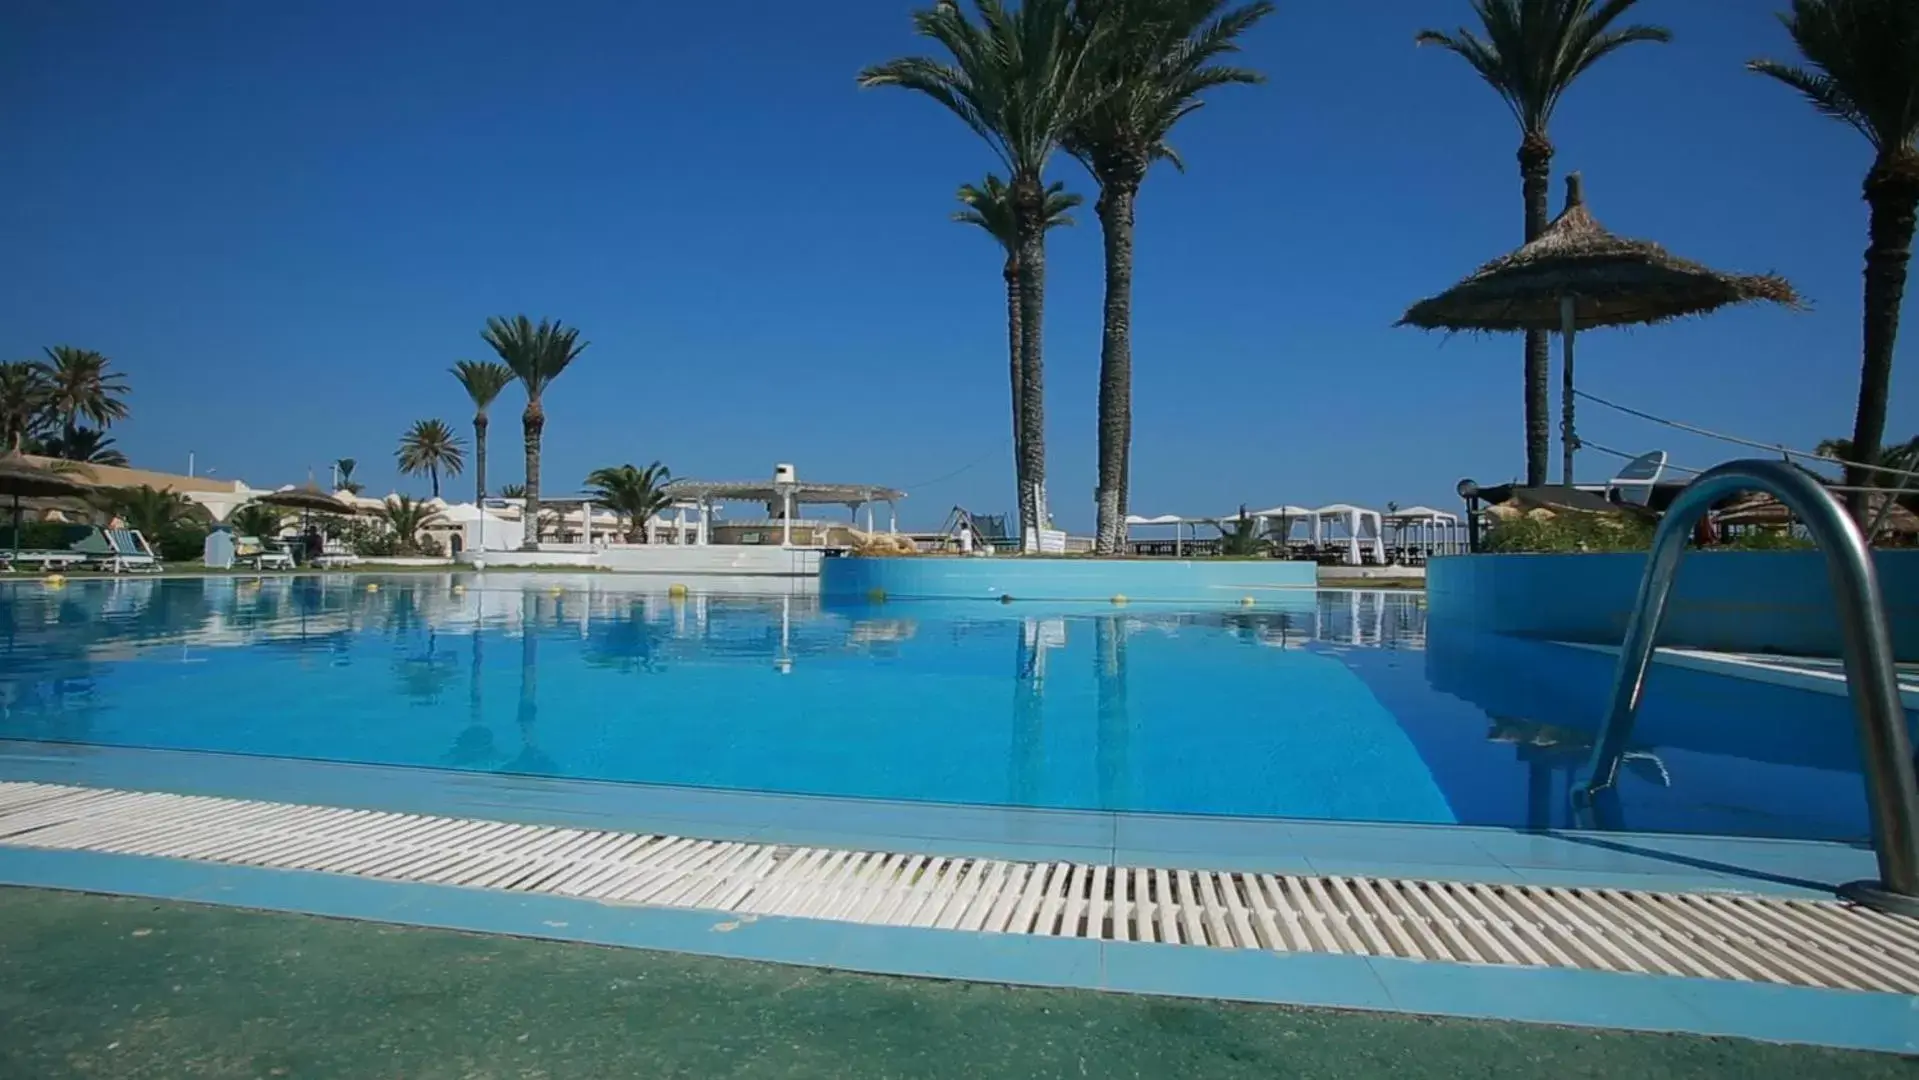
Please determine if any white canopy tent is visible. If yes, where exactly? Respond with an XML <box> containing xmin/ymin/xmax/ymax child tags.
<box><xmin>1382</xmin><ymin>505</ymin><xmax>1461</xmax><ymax>557</ymax></box>
<box><xmin>1245</xmin><ymin>505</ymin><xmax>1318</xmax><ymax>547</ymax></box>
<box><xmin>1124</xmin><ymin>513</ymin><xmax>1215</xmax><ymax>556</ymax></box>
<box><xmin>1311</xmin><ymin>504</ymin><xmax>1386</xmax><ymax>565</ymax></box>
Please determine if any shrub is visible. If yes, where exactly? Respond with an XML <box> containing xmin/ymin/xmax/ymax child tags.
<box><xmin>154</xmin><ymin>525</ymin><xmax>209</xmax><ymax>562</ymax></box>
<box><xmin>1479</xmin><ymin>512</ymin><xmax>1653</xmax><ymax>554</ymax></box>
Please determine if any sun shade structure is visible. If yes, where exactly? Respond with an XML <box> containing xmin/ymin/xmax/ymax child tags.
<box><xmin>664</xmin><ymin>473</ymin><xmax>906</xmax><ymax>548</ymax></box>
<box><xmin>1399</xmin><ymin>173</ymin><xmax>1800</xmax><ymax>484</ymax></box>
<box><xmin>0</xmin><ymin>453</ymin><xmax>93</xmax><ymax>565</ymax></box>
<box><xmin>255</xmin><ymin>483</ymin><xmax>358</xmax><ymax>516</ymax></box>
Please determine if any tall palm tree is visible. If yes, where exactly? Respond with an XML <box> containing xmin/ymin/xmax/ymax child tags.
<box><xmin>1417</xmin><ymin>0</ymin><xmax>1670</xmax><ymax>486</ymax></box>
<box><xmin>1751</xmin><ymin>0</ymin><xmax>1919</xmax><ymax>519</ymax></box>
<box><xmin>480</xmin><ymin>316</ymin><xmax>588</xmax><ymax>546</ymax></box>
<box><xmin>0</xmin><ymin>362</ymin><xmax>53</xmax><ymax>452</ymax></box>
<box><xmin>1067</xmin><ymin>0</ymin><xmax>1274</xmax><ymax>553</ymax></box>
<box><xmin>861</xmin><ymin>0</ymin><xmax>1107</xmax><ymax>540</ymax></box>
<box><xmin>36</xmin><ymin>346</ymin><xmax>129</xmax><ymax>441</ymax></box>
<box><xmin>451</xmin><ymin>359</ymin><xmax>515</xmax><ymax>505</ymax></box>
<box><xmin>585</xmin><ymin>462</ymin><xmax>674</xmax><ymax>543</ymax></box>
<box><xmin>953</xmin><ymin>173</ymin><xmax>1082</xmax><ymax>511</ymax></box>
<box><xmin>377</xmin><ymin>493</ymin><xmax>447</xmax><ymax>552</ymax></box>
<box><xmin>395</xmin><ymin>419</ymin><xmax>466</xmax><ymax>499</ymax></box>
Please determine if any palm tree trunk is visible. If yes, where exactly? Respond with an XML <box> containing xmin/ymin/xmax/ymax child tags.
<box><xmin>1519</xmin><ymin>135</ymin><xmax>1554</xmax><ymax>488</ymax></box>
<box><xmin>1848</xmin><ymin>155</ymin><xmax>1919</xmax><ymax>521</ymax></box>
<box><xmin>430</xmin><ymin>465</ymin><xmax>440</xmax><ymax>500</ymax></box>
<box><xmin>522</xmin><ymin>399</ymin><xmax>544</xmax><ymax>549</ymax></box>
<box><xmin>1012</xmin><ymin>177</ymin><xmax>1049</xmax><ymax>545</ymax></box>
<box><xmin>1093</xmin><ymin>174</ymin><xmax>1140</xmax><ymax>555</ymax></box>
<box><xmin>473</xmin><ymin>413</ymin><xmax>489</xmax><ymax>503</ymax></box>
<box><xmin>1004</xmin><ymin>258</ymin><xmax>1026</xmax><ymax>523</ymax></box>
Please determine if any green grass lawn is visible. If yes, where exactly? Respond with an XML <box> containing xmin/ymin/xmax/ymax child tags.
<box><xmin>0</xmin><ymin>888</ymin><xmax>1907</xmax><ymax>1079</ymax></box>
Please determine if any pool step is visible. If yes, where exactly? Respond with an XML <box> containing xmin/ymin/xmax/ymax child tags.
<box><xmin>1</xmin><ymin>780</ymin><xmax>1915</xmax><ymax>994</ymax></box>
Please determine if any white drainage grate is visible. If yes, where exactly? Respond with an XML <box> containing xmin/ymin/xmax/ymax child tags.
<box><xmin>3</xmin><ymin>781</ymin><xmax>1917</xmax><ymax>994</ymax></box>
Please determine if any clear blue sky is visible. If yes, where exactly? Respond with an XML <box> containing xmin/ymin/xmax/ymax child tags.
<box><xmin>2</xmin><ymin>1</ymin><xmax>1909</xmax><ymax>528</ymax></box>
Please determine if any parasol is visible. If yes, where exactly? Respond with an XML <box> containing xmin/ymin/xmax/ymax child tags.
<box><xmin>0</xmin><ymin>453</ymin><xmax>93</xmax><ymax>565</ymax></box>
<box><xmin>253</xmin><ymin>482</ymin><xmax>359</xmax><ymax>562</ymax></box>
<box><xmin>1400</xmin><ymin>173</ymin><xmax>1801</xmax><ymax>484</ymax></box>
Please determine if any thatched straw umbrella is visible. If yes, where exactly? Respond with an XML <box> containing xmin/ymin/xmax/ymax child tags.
<box><xmin>255</xmin><ymin>483</ymin><xmax>359</xmax><ymax>561</ymax></box>
<box><xmin>1400</xmin><ymin>174</ymin><xmax>1801</xmax><ymax>484</ymax></box>
<box><xmin>1718</xmin><ymin>489</ymin><xmax>1919</xmax><ymax>535</ymax></box>
<box><xmin>0</xmin><ymin>453</ymin><xmax>93</xmax><ymax>565</ymax></box>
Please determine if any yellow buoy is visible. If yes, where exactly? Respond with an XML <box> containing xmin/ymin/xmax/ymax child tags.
<box><xmin>865</xmin><ymin>588</ymin><xmax>886</xmax><ymax>603</ymax></box>
<box><xmin>44</xmin><ymin>574</ymin><xmax>65</xmax><ymax>588</ymax></box>
<box><xmin>1241</xmin><ymin>596</ymin><xmax>1256</xmax><ymax>606</ymax></box>
<box><xmin>366</xmin><ymin>583</ymin><xmax>380</xmax><ymax>593</ymax></box>
<box><xmin>668</xmin><ymin>583</ymin><xmax>689</xmax><ymax>598</ymax></box>
<box><xmin>548</xmin><ymin>586</ymin><xmax>564</xmax><ymax>596</ymax></box>
<box><xmin>451</xmin><ymin>584</ymin><xmax>466</xmax><ymax>595</ymax></box>
<box><xmin>1111</xmin><ymin>595</ymin><xmax>1129</xmax><ymax>606</ymax></box>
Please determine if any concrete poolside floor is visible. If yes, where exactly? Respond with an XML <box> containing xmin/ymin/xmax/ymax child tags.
<box><xmin>1</xmin><ymin>889</ymin><xmax>1911</xmax><ymax>1080</ymax></box>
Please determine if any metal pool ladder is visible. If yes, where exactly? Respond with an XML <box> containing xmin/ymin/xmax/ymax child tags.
<box><xmin>1575</xmin><ymin>459</ymin><xmax>1919</xmax><ymax>918</ymax></box>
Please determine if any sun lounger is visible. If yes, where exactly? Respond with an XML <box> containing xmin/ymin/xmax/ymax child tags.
<box><xmin>10</xmin><ymin>550</ymin><xmax>86</xmax><ymax>572</ymax></box>
<box><xmin>90</xmin><ymin>528</ymin><xmax>163</xmax><ymax>573</ymax></box>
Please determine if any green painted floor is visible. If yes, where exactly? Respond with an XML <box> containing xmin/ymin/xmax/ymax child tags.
<box><xmin>0</xmin><ymin>888</ymin><xmax>1911</xmax><ymax>1079</ymax></box>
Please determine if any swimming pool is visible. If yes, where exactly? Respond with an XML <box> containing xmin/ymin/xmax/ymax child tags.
<box><xmin>0</xmin><ymin>574</ymin><xmax>1891</xmax><ymax>842</ymax></box>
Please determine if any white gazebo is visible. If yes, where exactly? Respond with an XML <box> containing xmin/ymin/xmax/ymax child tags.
<box><xmin>1123</xmin><ymin>513</ymin><xmax>1208</xmax><ymax>556</ymax></box>
<box><xmin>1382</xmin><ymin>506</ymin><xmax>1462</xmax><ymax>558</ymax></box>
<box><xmin>1310</xmin><ymin>504</ymin><xmax>1386</xmax><ymax>565</ymax></box>
<box><xmin>1246</xmin><ymin>505</ymin><xmax>1318</xmax><ymax>548</ymax></box>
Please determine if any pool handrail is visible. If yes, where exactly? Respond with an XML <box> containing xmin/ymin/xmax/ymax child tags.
<box><xmin>1573</xmin><ymin>458</ymin><xmax>1919</xmax><ymax>917</ymax></box>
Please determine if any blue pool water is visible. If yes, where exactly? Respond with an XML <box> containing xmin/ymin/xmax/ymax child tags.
<box><xmin>0</xmin><ymin>574</ymin><xmax>1892</xmax><ymax>842</ymax></box>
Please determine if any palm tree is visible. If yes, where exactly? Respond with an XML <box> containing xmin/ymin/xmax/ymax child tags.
<box><xmin>36</xmin><ymin>346</ymin><xmax>129</xmax><ymax>441</ymax></box>
<box><xmin>585</xmin><ymin>462</ymin><xmax>674</xmax><ymax>543</ymax></box>
<box><xmin>105</xmin><ymin>485</ymin><xmax>195</xmax><ymax>537</ymax></box>
<box><xmin>498</xmin><ymin>482</ymin><xmax>526</xmax><ymax>499</ymax></box>
<box><xmin>1752</xmin><ymin>0</ymin><xmax>1919</xmax><ymax>519</ymax></box>
<box><xmin>395</xmin><ymin>419</ymin><xmax>466</xmax><ymax>499</ymax></box>
<box><xmin>335</xmin><ymin>457</ymin><xmax>364</xmax><ymax>495</ymax></box>
<box><xmin>451</xmin><ymin>359</ymin><xmax>515</xmax><ymax>504</ymax></box>
<box><xmin>377</xmin><ymin>493</ymin><xmax>447</xmax><ymax>552</ymax></box>
<box><xmin>861</xmin><ymin>0</ymin><xmax>1107</xmax><ymax>540</ymax></box>
<box><xmin>229</xmin><ymin>502</ymin><xmax>288</xmax><ymax>540</ymax></box>
<box><xmin>1417</xmin><ymin>1</ymin><xmax>1670</xmax><ymax>486</ymax></box>
<box><xmin>480</xmin><ymin>316</ymin><xmax>588</xmax><ymax>546</ymax></box>
<box><xmin>40</xmin><ymin>426</ymin><xmax>128</xmax><ymax>466</ymax></box>
<box><xmin>1067</xmin><ymin>0</ymin><xmax>1274</xmax><ymax>553</ymax></box>
<box><xmin>0</xmin><ymin>361</ymin><xmax>52</xmax><ymax>452</ymax></box>
<box><xmin>953</xmin><ymin>174</ymin><xmax>1082</xmax><ymax>513</ymax></box>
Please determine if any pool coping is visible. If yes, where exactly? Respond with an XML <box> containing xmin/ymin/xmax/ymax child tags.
<box><xmin>0</xmin><ymin>847</ymin><xmax>1910</xmax><ymax>1056</ymax></box>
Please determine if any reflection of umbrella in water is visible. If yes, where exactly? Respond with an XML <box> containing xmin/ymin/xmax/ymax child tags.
<box><xmin>1400</xmin><ymin>174</ymin><xmax>1800</xmax><ymax>484</ymax></box>
<box><xmin>1489</xmin><ymin>717</ymin><xmax>1667</xmax><ymax>831</ymax></box>
<box><xmin>0</xmin><ymin>453</ymin><xmax>93</xmax><ymax>565</ymax></box>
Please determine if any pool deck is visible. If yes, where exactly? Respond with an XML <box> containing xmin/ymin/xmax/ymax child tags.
<box><xmin>0</xmin><ymin>741</ymin><xmax>1911</xmax><ymax>1056</ymax></box>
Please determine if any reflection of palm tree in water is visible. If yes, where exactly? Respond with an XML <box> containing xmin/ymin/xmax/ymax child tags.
<box><xmin>1094</xmin><ymin>616</ymin><xmax>1130</xmax><ymax>812</ymax></box>
<box><xmin>446</xmin><ymin>627</ymin><xmax>498</xmax><ymax>767</ymax></box>
<box><xmin>504</xmin><ymin>592</ymin><xmax>557</xmax><ymax>776</ymax></box>
<box><xmin>1009</xmin><ymin>619</ymin><xmax>1046</xmax><ymax>807</ymax></box>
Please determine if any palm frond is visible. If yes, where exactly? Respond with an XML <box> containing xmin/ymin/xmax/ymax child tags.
<box><xmin>480</xmin><ymin>316</ymin><xmax>588</xmax><ymax>399</ymax></box>
<box><xmin>451</xmin><ymin>359</ymin><xmax>516</xmax><ymax>411</ymax></box>
<box><xmin>1749</xmin><ymin>0</ymin><xmax>1919</xmax><ymax>154</ymax></box>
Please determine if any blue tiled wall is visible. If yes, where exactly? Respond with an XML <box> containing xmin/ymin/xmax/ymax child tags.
<box><xmin>819</xmin><ymin>556</ymin><xmax>1317</xmax><ymax>602</ymax></box>
<box><xmin>1427</xmin><ymin>551</ymin><xmax>1919</xmax><ymax>660</ymax></box>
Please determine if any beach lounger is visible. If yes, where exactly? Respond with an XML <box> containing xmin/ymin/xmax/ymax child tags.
<box><xmin>91</xmin><ymin>528</ymin><xmax>163</xmax><ymax>573</ymax></box>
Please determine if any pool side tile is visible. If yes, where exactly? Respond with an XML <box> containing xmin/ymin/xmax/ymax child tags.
<box><xmin>1654</xmin><ymin>974</ymin><xmax>1919</xmax><ymax>1055</ymax></box>
<box><xmin>1367</xmin><ymin>955</ymin><xmax>1709</xmax><ymax>1035</ymax></box>
<box><xmin>1099</xmin><ymin>939</ymin><xmax>1395</xmax><ymax>1012</ymax></box>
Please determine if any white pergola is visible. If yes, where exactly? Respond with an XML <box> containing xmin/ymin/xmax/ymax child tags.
<box><xmin>1382</xmin><ymin>506</ymin><xmax>1462</xmax><ymax>556</ymax></box>
<box><xmin>1311</xmin><ymin>503</ymin><xmax>1386</xmax><ymax>564</ymax></box>
<box><xmin>663</xmin><ymin>478</ymin><xmax>905</xmax><ymax>548</ymax></box>
<box><xmin>1123</xmin><ymin>513</ymin><xmax>1210</xmax><ymax>555</ymax></box>
<box><xmin>1245</xmin><ymin>505</ymin><xmax>1318</xmax><ymax>547</ymax></box>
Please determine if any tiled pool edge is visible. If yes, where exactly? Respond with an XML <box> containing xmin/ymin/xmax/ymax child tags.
<box><xmin>0</xmin><ymin>740</ymin><xmax>1874</xmax><ymax>900</ymax></box>
<box><xmin>0</xmin><ymin>847</ymin><xmax>1910</xmax><ymax>1055</ymax></box>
